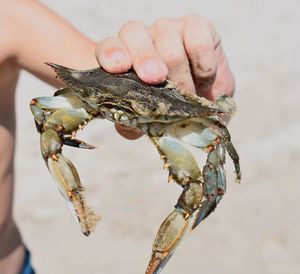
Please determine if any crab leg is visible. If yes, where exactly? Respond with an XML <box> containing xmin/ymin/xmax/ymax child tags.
<box><xmin>167</xmin><ymin>121</ymin><xmax>228</xmax><ymax>228</ymax></box>
<box><xmin>30</xmin><ymin>90</ymin><xmax>97</xmax><ymax>150</ymax></box>
<box><xmin>30</xmin><ymin>97</ymin><xmax>100</xmax><ymax>236</ymax></box>
<box><xmin>144</xmin><ymin>122</ymin><xmax>230</xmax><ymax>273</ymax></box>
<box><xmin>146</xmin><ymin>136</ymin><xmax>204</xmax><ymax>274</ymax></box>
<box><xmin>192</xmin><ymin>143</ymin><xmax>227</xmax><ymax>229</ymax></box>
<box><xmin>201</xmin><ymin>117</ymin><xmax>241</xmax><ymax>183</ymax></box>
<box><xmin>62</xmin><ymin>137</ymin><xmax>96</xmax><ymax>149</ymax></box>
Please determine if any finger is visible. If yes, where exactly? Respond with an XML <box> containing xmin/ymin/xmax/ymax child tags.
<box><xmin>151</xmin><ymin>18</ymin><xmax>196</xmax><ymax>94</ymax></box>
<box><xmin>182</xmin><ymin>15</ymin><xmax>218</xmax><ymax>94</ymax></box>
<box><xmin>209</xmin><ymin>54</ymin><xmax>235</xmax><ymax>100</ymax></box>
<box><xmin>205</xmin><ymin>36</ymin><xmax>235</xmax><ymax>100</ymax></box>
<box><xmin>115</xmin><ymin>123</ymin><xmax>144</xmax><ymax>140</ymax></box>
<box><xmin>95</xmin><ymin>37</ymin><xmax>132</xmax><ymax>73</ymax></box>
<box><xmin>118</xmin><ymin>21</ymin><xmax>168</xmax><ymax>84</ymax></box>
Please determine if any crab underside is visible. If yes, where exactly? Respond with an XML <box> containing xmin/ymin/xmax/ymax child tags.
<box><xmin>30</xmin><ymin>63</ymin><xmax>241</xmax><ymax>274</ymax></box>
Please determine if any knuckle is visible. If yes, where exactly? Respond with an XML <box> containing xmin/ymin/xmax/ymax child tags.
<box><xmin>152</xmin><ymin>17</ymin><xmax>173</xmax><ymax>32</ymax></box>
<box><xmin>199</xmin><ymin>69</ymin><xmax>216</xmax><ymax>79</ymax></box>
<box><xmin>96</xmin><ymin>37</ymin><xmax>116</xmax><ymax>51</ymax></box>
<box><xmin>119</xmin><ymin>20</ymin><xmax>146</xmax><ymax>36</ymax></box>
<box><xmin>196</xmin><ymin>70</ymin><xmax>216</xmax><ymax>83</ymax></box>
<box><xmin>183</xmin><ymin>14</ymin><xmax>210</xmax><ymax>25</ymax></box>
<box><xmin>95</xmin><ymin>37</ymin><xmax>123</xmax><ymax>60</ymax></box>
<box><xmin>164</xmin><ymin>51</ymin><xmax>188</xmax><ymax>68</ymax></box>
<box><xmin>196</xmin><ymin>59</ymin><xmax>217</xmax><ymax>78</ymax></box>
<box><xmin>183</xmin><ymin>14</ymin><xmax>216</xmax><ymax>39</ymax></box>
<box><xmin>187</xmin><ymin>43</ymin><xmax>210</xmax><ymax>58</ymax></box>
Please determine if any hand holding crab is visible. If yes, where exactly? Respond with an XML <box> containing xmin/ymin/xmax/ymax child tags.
<box><xmin>95</xmin><ymin>14</ymin><xmax>235</xmax><ymax>140</ymax></box>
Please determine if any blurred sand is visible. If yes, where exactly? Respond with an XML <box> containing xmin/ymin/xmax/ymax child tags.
<box><xmin>14</xmin><ymin>0</ymin><xmax>300</xmax><ymax>273</ymax></box>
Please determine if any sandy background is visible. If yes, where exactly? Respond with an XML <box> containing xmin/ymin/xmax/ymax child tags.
<box><xmin>14</xmin><ymin>0</ymin><xmax>300</xmax><ymax>274</ymax></box>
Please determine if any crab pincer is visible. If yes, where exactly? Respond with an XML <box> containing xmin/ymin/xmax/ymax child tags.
<box><xmin>30</xmin><ymin>90</ymin><xmax>100</xmax><ymax>236</ymax></box>
<box><xmin>145</xmin><ymin>137</ymin><xmax>204</xmax><ymax>273</ymax></box>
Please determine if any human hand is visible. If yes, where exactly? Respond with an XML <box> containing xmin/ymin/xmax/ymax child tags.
<box><xmin>95</xmin><ymin>14</ymin><xmax>235</xmax><ymax>139</ymax></box>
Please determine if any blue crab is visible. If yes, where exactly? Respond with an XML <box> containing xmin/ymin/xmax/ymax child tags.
<box><xmin>30</xmin><ymin>63</ymin><xmax>241</xmax><ymax>274</ymax></box>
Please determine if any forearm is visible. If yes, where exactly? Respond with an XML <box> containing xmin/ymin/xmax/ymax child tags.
<box><xmin>0</xmin><ymin>158</ymin><xmax>23</xmax><ymax>274</ymax></box>
<box><xmin>0</xmin><ymin>83</ymin><xmax>23</xmax><ymax>274</ymax></box>
<box><xmin>1</xmin><ymin>0</ymin><xmax>98</xmax><ymax>88</ymax></box>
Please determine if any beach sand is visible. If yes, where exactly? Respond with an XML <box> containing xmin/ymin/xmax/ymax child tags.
<box><xmin>14</xmin><ymin>1</ymin><xmax>300</xmax><ymax>273</ymax></box>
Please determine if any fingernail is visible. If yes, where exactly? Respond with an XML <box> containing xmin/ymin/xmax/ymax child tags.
<box><xmin>139</xmin><ymin>60</ymin><xmax>168</xmax><ymax>83</ymax></box>
<box><xmin>102</xmin><ymin>50</ymin><xmax>131</xmax><ymax>73</ymax></box>
<box><xmin>110</xmin><ymin>51</ymin><xmax>128</xmax><ymax>65</ymax></box>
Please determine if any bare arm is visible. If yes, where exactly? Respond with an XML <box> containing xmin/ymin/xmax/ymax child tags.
<box><xmin>0</xmin><ymin>1</ymin><xmax>98</xmax><ymax>273</ymax></box>
<box><xmin>0</xmin><ymin>0</ymin><xmax>98</xmax><ymax>87</ymax></box>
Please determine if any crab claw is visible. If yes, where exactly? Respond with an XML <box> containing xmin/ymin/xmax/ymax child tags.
<box><xmin>41</xmin><ymin>128</ymin><xmax>100</xmax><ymax>236</ymax></box>
<box><xmin>147</xmin><ymin>137</ymin><xmax>204</xmax><ymax>273</ymax></box>
<box><xmin>30</xmin><ymin>93</ymin><xmax>100</xmax><ymax>236</ymax></box>
<box><xmin>47</xmin><ymin>153</ymin><xmax>95</xmax><ymax>236</ymax></box>
<box><xmin>146</xmin><ymin>208</ymin><xmax>190</xmax><ymax>274</ymax></box>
